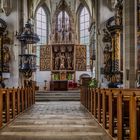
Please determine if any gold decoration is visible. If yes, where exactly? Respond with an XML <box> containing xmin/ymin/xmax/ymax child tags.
<box><xmin>75</xmin><ymin>45</ymin><xmax>86</xmax><ymax>71</ymax></box>
<box><xmin>52</xmin><ymin>44</ymin><xmax>74</xmax><ymax>70</ymax></box>
<box><xmin>40</xmin><ymin>45</ymin><xmax>51</xmax><ymax>71</ymax></box>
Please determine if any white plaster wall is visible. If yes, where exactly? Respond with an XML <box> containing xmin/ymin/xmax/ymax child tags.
<box><xmin>35</xmin><ymin>70</ymin><xmax>92</xmax><ymax>90</ymax></box>
<box><xmin>0</xmin><ymin>0</ymin><xmax>20</xmax><ymax>88</ymax></box>
<box><xmin>75</xmin><ymin>71</ymin><xmax>91</xmax><ymax>82</ymax></box>
<box><xmin>95</xmin><ymin>0</ymin><xmax>114</xmax><ymax>83</ymax></box>
<box><xmin>99</xmin><ymin>0</ymin><xmax>114</xmax><ymax>24</ymax></box>
<box><xmin>35</xmin><ymin>70</ymin><xmax>51</xmax><ymax>90</ymax></box>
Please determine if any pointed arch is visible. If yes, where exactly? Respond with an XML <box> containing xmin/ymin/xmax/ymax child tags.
<box><xmin>54</xmin><ymin>0</ymin><xmax>73</xmax><ymax>19</ymax></box>
<box><xmin>79</xmin><ymin>6</ymin><xmax>90</xmax><ymax>45</ymax></box>
<box><xmin>34</xmin><ymin>2</ymin><xmax>50</xmax><ymax>67</ymax></box>
<box><xmin>34</xmin><ymin>2</ymin><xmax>50</xmax><ymax>18</ymax></box>
<box><xmin>76</xmin><ymin>3</ymin><xmax>91</xmax><ymax>43</ymax></box>
<box><xmin>52</xmin><ymin>0</ymin><xmax>74</xmax><ymax>29</ymax></box>
<box><xmin>35</xmin><ymin>6</ymin><xmax>47</xmax><ymax>45</ymax></box>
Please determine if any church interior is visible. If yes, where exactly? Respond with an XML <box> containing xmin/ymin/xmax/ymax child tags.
<box><xmin>0</xmin><ymin>0</ymin><xmax>140</xmax><ymax>140</ymax></box>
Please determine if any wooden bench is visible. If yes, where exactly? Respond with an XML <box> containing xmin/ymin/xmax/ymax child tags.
<box><xmin>80</xmin><ymin>87</ymin><xmax>140</xmax><ymax>140</ymax></box>
<box><xmin>0</xmin><ymin>86</ymin><xmax>35</xmax><ymax>129</ymax></box>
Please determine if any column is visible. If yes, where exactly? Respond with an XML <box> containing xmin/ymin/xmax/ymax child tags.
<box><xmin>95</xmin><ymin>0</ymin><xmax>101</xmax><ymax>84</ymax></box>
<box><xmin>123</xmin><ymin>0</ymin><xmax>137</xmax><ymax>88</ymax></box>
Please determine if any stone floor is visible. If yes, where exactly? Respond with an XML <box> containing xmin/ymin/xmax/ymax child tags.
<box><xmin>0</xmin><ymin>101</ymin><xmax>112</xmax><ymax>140</ymax></box>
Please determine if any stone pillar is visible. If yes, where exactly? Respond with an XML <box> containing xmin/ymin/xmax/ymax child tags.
<box><xmin>123</xmin><ymin>0</ymin><xmax>137</xmax><ymax>88</ymax></box>
<box><xmin>95</xmin><ymin>0</ymin><xmax>101</xmax><ymax>85</ymax></box>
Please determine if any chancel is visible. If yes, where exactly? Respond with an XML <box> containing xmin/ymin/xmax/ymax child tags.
<box><xmin>0</xmin><ymin>0</ymin><xmax>139</xmax><ymax>140</ymax></box>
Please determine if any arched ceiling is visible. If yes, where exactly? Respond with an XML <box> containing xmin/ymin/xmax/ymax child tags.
<box><xmin>32</xmin><ymin>0</ymin><xmax>94</xmax><ymax>19</ymax></box>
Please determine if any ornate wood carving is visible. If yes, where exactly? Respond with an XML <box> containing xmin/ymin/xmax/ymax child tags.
<box><xmin>50</xmin><ymin>0</ymin><xmax>76</xmax><ymax>44</ymax></box>
<box><xmin>75</xmin><ymin>45</ymin><xmax>86</xmax><ymax>71</ymax></box>
<box><xmin>102</xmin><ymin>0</ymin><xmax>123</xmax><ymax>81</ymax></box>
<box><xmin>52</xmin><ymin>44</ymin><xmax>74</xmax><ymax>70</ymax></box>
<box><xmin>2</xmin><ymin>44</ymin><xmax>10</xmax><ymax>72</ymax></box>
<box><xmin>137</xmin><ymin>0</ymin><xmax>140</xmax><ymax>71</ymax></box>
<box><xmin>40</xmin><ymin>45</ymin><xmax>51</xmax><ymax>71</ymax></box>
<box><xmin>103</xmin><ymin>44</ymin><xmax>112</xmax><ymax>75</ymax></box>
<box><xmin>0</xmin><ymin>37</ymin><xmax>2</xmax><ymax>76</ymax></box>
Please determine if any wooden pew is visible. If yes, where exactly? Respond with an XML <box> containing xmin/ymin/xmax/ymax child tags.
<box><xmin>0</xmin><ymin>86</ymin><xmax>35</xmax><ymax>129</ymax></box>
<box><xmin>80</xmin><ymin>87</ymin><xmax>140</xmax><ymax>140</ymax></box>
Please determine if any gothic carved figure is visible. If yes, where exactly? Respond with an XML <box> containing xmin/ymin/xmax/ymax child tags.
<box><xmin>54</xmin><ymin>53</ymin><xmax>60</xmax><ymax>70</ymax></box>
<box><xmin>2</xmin><ymin>45</ymin><xmax>10</xmax><ymax>72</ymax></box>
<box><xmin>67</xmin><ymin>53</ymin><xmax>72</xmax><ymax>70</ymax></box>
<box><xmin>102</xmin><ymin>29</ymin><xmax>111</xmax><ymax>43</ymax></box>
<box><xmin>114</xmin><ymin>0</ymin><xmax>123</xmax><ymax>26</ymax></box>
<box><xmin>60</xmin><ymin>53</ymin><xmax>65</xmax><ymax>70</ymax></box>
<box><xmin>54</xmin><ymin>45</ymin><xmax>59</xmax><ymax>52</ymax></box>
<box><xmin>103</xmin><ymin>44</ymin><xmax>112</xmax><ymax>74</ymax></box>
<box><xmin>76</xmin><ymin>45</ymin><xmax>86</xmax><ymax>71</ymax></box>
<box><xmin>40</xmin><ymin>46</ymin><xmax>51</xmax><ymax>71</ymax></box>
<box><xmin>67</xmin><ymin>45</ymin><xmax>73</xmax><ymax>52</ymax></box>
<box><xmin>50</xmin><ymin>0</ymin><xmax>75</xmax><ymax>44</ymax></box>
<box><xmin>3</xmin><ymin>46</ymin><xmax>10</xmax><ymax>63</ymax></box>
<box><xmin>60</xmin><ymin>45</ymin><xmax>66</xmax><ymax>52</ymax></box>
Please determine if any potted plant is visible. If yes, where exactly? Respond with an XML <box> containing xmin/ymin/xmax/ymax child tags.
<box><xmin>89</xmin><ymin>78</ymin><xmax>98</xmax><ymax>88</ymax></box>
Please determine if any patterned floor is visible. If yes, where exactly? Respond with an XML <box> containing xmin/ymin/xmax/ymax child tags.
<box><xmin>0</xmin><ymin>102</ymin><xmax>112</xmax><ymax>140</ymax></box>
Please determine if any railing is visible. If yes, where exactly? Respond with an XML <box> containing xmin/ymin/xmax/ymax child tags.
<box><xmin>0</xmin><ymin>86</ymin><xmax>35</xmax><ymax>129</ymax></box>
<box><xmin>80</xmin><ymin>87</ymin><xmax>140</xmax><ymax>140</ymax></box>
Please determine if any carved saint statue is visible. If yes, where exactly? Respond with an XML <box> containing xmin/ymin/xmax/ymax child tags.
<box><xmin>67</xmin><ymin>53</ymin><xmax>72</xmax><ymax>70</ymax></box>
<box><xmin>3</xmin><ymin>46</ymin><xmax>10</xmax><ymax>63</ymax></box>
<box><xmin>55</xmin><ymin>53</ymin><xmax>60</xmax><ymax>70</ymax></box>
<box><xmin>60</xmin><ymin>53</ymin><xmax>65</xmax><ymax>70</ymax></box>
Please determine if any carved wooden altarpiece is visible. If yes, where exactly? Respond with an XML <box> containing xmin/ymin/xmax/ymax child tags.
<box><xmin>40</xmin><ymin>0</ymin><xmax>87</xmax><ymax>81</ymax></box>
<box><xmin>40</xmin><ymin>45</ymin><xmax>51</xmax><ymax>71</ymax></box>
<box><xmin>75</xmin><ymin>45</ymin><xmax>86</xmax><ymax>71</ymax></box>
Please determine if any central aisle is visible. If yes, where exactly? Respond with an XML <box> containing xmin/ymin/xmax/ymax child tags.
<box><xmin>0</xmin><ymin>102</ymin><xmax>112</xmax><ymax>140</ymax></box>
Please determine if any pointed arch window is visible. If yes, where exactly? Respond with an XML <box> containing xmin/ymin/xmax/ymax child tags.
<box><xmin>80</xmin><ymin>7</ymin><xmax>90</xmax><ymax>45</ymax></box>
<box><xmin>57</xmin><ymin>11</ymin><xmax>70</xmax><ymax>31</ymax></box>
<box><xmin>35</xmin><ymin>6</ymin><xmax>48</xmax><ymax>67</ymax></box>
<box><xmin>36</xmin><ymin>7</ymin><xmax>47</xmax><ymax>44</ymax></box>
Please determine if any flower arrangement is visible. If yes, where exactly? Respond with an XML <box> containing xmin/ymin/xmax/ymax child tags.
<box><xmin>89</xmin><ymin>78</ymin><xmax>98</xmax><ymax>88</ymax></box>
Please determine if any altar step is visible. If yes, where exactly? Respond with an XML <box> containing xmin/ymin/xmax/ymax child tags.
<box><xmin>35</xmin><ymin>90</ymin><xmax>80</xmax><ymax>102</ymax></box>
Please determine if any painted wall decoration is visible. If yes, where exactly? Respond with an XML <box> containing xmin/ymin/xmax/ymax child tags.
<box><xmin>40</xmin><ymin>45</ymin><xmax>51</xmax><ymax>71</ymax></box>
<box><xmin>75</xmin><ymin>45</ymin><xmax>86</xmax><ymax>71</ymax></box>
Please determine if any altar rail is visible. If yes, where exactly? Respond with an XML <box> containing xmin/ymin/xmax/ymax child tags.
<box><xmin>80</xmin><ymin>87</ymin><xmax>140</xmax><ymax>140</ymax></box>
<box><xmin>0</xmin><ymin>87</ymin><xmax>35</xmax><ymax>129</ymax></box>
